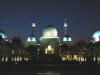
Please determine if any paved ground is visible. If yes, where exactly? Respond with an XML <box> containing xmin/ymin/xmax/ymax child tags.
<box><xmin>0</xmin><ymin>64</ymin><xmax>100</xmax><ymax>75</ymax></box>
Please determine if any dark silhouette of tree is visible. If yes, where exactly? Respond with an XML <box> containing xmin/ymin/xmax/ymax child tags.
<box><xmin>9</xmin><ymin>36</ymin><xmax>26</xmax><ymax>62</ymax></box>
<box><xmin>11</xmin><ymin>36</ymin><xmax>22</xmax><ymax>46</ymax></box>
<box><xmin>26</xmin><ymin>45</ymin><xmax>37</xmax><ymax>62</ymax></box>
<box><xmin>61</xmin><ymin>43</ymin><xmax>68</xmax><ymax>52</ymax></box>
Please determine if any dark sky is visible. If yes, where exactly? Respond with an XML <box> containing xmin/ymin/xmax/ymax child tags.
<box><xmin>0</xmin><ymin>0</ymin><xmax>100</xmax><ymax>41</ymax></box>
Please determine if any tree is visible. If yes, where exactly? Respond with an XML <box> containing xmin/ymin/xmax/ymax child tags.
<box><xmin>11</xmin><ymin>36</ymin><xmax>22</xmax><ymax>46</ymax></box>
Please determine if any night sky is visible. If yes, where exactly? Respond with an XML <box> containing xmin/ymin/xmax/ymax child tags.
<box><xmin>0</xmin><ymin>0</ymin><xmax>100</xmax><ymax>41</ymax></box>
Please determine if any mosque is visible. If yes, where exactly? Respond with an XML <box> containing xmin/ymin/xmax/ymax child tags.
<box><xmin>26</xmin><ymin>20</ymin><xmax>72</xmax><ymax>56</ymax></box>
<box><xmin>26</xmin><ymin>20</ymin><xmax>100</xmax><ymax>56</ymax></box>
<box><xmin>0</xmin><ymin>20</ymin><xmax>100</xmax><ymax>45</ymax></box>
<box><xmin>0</xmin><ymin>20</ymin><xmax>100</xmax><ymax>62</ymax></box>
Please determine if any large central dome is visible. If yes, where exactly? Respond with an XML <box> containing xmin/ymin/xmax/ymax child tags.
<box><xmin>42</xmin><ymin>25</ymin><xmax>58</xmax><ymax>38</ymax></box>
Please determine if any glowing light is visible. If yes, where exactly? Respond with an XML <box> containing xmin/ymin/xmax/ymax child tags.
<box><xmin>61</xmin><ymin>55</ymin><xmax>73</xmax><ymax>61</ymax></box>
<box><xmin>94</xmin><ymin>57</ymin><xmax>96</xmax><ymax>61</ymax></box>
<box><xmin>20</xmin><ymin>57</ymin><xmax>22</xmax><ymax>61</ymax></box>
<box><xmin>80</xmin><ymin>57</ymin><xmax>84</xmax><ymax>62</ymax></box>
<box><xmin>32</xmin><ymin>38</ymin><xmax>36</xmax><ymax>41</ymax></box>
<box><xmin>40</xmin><ymin>36</ymin><xmax>59</xmax><ymax>40</ymax></box>
<box><xmin>97</xmin><ymin>57</ymin><xmax>100</xmax><ymax>61</ymax></box>
<box><xmin>45</xmin><ymin>45</ymin><xmax>54</xmax><ymax>54</ymax></box>
<box><xmin>92</xmin><ymin>30</ymin><xmax>100</xmax><ymax>42</ymax></box>
<box><xmin>61</xmin><ymin>54</ymin><xmax>85</xmax><ymax>62</ymax></box>
<box><xmin>0</xmin><ymin>32</ymin><xmax>6</xmax><ymax>39</ymax></box>
<box><xmin>63</xmin><ymin>37</ymin><xmax>67</xmax><ymax>41</ymax></box>
<box><xmin>48</xmin><ymin>45</ymin><xmax>52</xmax><ymax>51</ymax></box>
<box><xmin>17</xmin><ymin>57</ymin><xmax>19</xmax><ymax>61</ymax></box>
<box><xmin>2</xmin><ymin>57</ymin><xmax>4</xmax><ymax>62</ymax></box>
<box><xmin>64</xmin><ymin>22</ymin><xmax>68</xmax><ymax>27</ymax></box>
<box><xmin>24</xmin><ymin>57</ymin><xmax>29</xmax><ymax>61</ymax></box>
<box><xmin>32</xmin><ymin>23</ymin><xmax>36</xmax><ymax>27</ymax></box>
<box><xmin>5</xmin><ymin>57</ymin><xmax>8</xmax><ymax>62</ymax></box>
<box><xmin>73</xmin><ymin>55</ymin><xmax>78</xmax><ymax>60</ymax></box>
<box><xmin>27</xmin><ymin>37</ymin><xmax>36</xmax><ymax>42</ymax></box>
<box><xmin>62</xmin><ymin>57</ymin><xmax>66</xmax><ymax>61</ymax></box>
<box><xmin>45</xmin><ymin>48</ymin><xmax>48</xmax><ymax>54</ymax></box>
<box><xmin>43</xmin><ymin>31</ymin><xmax>57</xmax><ymax>37</ymax></box>
<box><xmin>68</xmin><ymin>37</ymin><xmax>72</xmax><ymax>41</ymax></box>
<box><xmin>27</xmin><ymin>37</ymin><xmax>31</xmax><ymax>41</ymax></box>
<box><xmin>63</xmin><ymin>37</ymin><xmax>72</xmax><ymax>41</ymax></box>
<box><xmin>43</xmin><ymin>26</ymin><xmax>58</xmax><ymax>38</ymax></box>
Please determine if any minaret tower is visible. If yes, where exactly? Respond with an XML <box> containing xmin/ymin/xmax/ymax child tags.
<box><xmin>27</xmin><ymin>18</ymin><xmax>37</xmax><ymax>45</ymax></box>
<box><xmin>63</xmin><ymin>19</ymin><xmax>72</xmax><ymax>41</ymax></box>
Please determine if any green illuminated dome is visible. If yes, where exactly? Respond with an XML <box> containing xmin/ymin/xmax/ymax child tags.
<box><xmin>43</xmin><ymin>25</ymin><xmax>58</xmax><ymax>38</ymax></box>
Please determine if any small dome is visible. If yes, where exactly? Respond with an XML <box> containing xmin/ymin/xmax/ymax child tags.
<box><xmin>0</xmin><ymin>30</ymin><xmax>6</xmax><ymax>39</ymax></box>
<box><xmin>27</xmin><ymin>36</ymin><xmax>36</xmax><ymax>42</ymax></box>
<box><xmin>43</xmin><ymin>25</ymin><xmax>58</xmax><ymax>38</ymax></box>
<box><xmin>63</xmin><ymin>34</ymin><xmax>72</xmax><ymax>41</ymax></box>
<box><xmin>92</xmin><ymin>30</ymin><xmax>100</xmax><ymax>42</ymax></box>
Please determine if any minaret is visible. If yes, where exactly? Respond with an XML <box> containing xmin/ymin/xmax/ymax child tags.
<box><xmin>27</xmin><ymin>20</ymin><xmax>36</xmax><ymax>42</ymax></box>
<box><xmin>26</xmin><ymin>18</ymin><xmax>37</xmax><ymax>47</ymax></box>
<box><xmin>64</xmin><ymin>19</ymin><xmax>68</xmax><ymax>35</ymax></box>
<box><xmin>63</xmin><ymin>19</ymin><xmax>72</xmax><ymax>42</ymax></box>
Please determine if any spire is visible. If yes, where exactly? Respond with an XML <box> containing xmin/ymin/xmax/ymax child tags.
<box><xmin>63</xmin><ymin>18</ymin><xmax>72</xmax><ymax>42</ymax></box>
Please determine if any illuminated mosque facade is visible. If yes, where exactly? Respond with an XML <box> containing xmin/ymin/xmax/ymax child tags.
<box><xmin>24</xmin><ymin>20</ymin><xmax>100</xmax><ymax>62</ymax></box>
<box><xmin>27</xmin><ymin>20</ymin><xmax>72</xmax><ymax>43</ymax></box>
<box><xmin>26</xmin><ymin>20</ymin><xmax>72</xmax><ymax>55</ymax></box>
<box><xmin>26</xmin><ymin>20</ymin><xmax>100</xmax><ymax>56</ymax></box>
<box><xmin>0</xmin><ymin>20</ymin><xmax>100</xmax><ymax>63</ymax></box>
<box><xmin>0</xmin><ymin>20</ymin><xmax>99</xmax><ymax>44</ymax></box>
<box><xmin>26</xmin><ymin>20</ymin><xmax>100</xmax><ymax>45</ymax></box>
